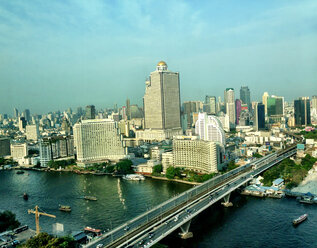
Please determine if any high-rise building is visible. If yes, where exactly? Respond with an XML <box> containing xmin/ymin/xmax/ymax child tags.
<box><xmin>137</xmin><ymin>61</ymin><xmax>182</xmax><ymax>141</ymax></box>
<box><xmin>10</xmin><ymin>143</ymin><xmax>28</xmax><ymax>161</ymax></box>
<box><xmin>224</xmin><ymin>88</ymin><xmax>235</xmax><ymax>127</ymax></box>
<box><xmin>240</xmin><ymin>86</ymin><xmax>251</xmax><ymax>110</ymax></box>
<box><xmin>183</xmin><ymin>101</ymin><xmax>203</xmax><ymax>128</ymax></box>
<box><xmin>235</xmin><ymin>99</ymin><xmax>242</xmax><ymax>125</ymax></box>
<box><xmin>23</xmin><ymin>109</ymin><xmax>31</xmax><ymax>123</ymax></box>
<box><xmin>254</xmin><ymin>103</ymin><xmax>265</xmax><ymax>131</ymax></box>
<box><xmin>294</xmin><ymin>97</ymin><xmax>311</xmax><ymax>126</ymax></box>
<box><xmin>77</xmin><ymin>107</ymin><xmax>83</xmax><ymax>116</ymax></box>
<box><xmin>0</xmin><ymin>137</ymin><xmax>10</xmax><ymax>156</ymax></box>
<box><xmin>262</xmin><ymin>92</ymin><xmax>269</xmax><ymax>115</ymax></box>
<box><xmin>195</xmin><ymin>113</ymin><xmax>226</xmax><ymax>146</ymax></box>
<box><xmin>126</xmin><ymin>99</ymin><xmax>131</xmax><ymax>120</ymax></box>
<box><xmin>312</xmin><ymin>96</ymin><xmax>317</xmax><ymax>111</ymax></box>
<box><xmin>73</xmin><ymin>119</ymin><xmax>126</xmax><ymax>164</ymax></box>
<box><xmin>204</xmin><ymin>96</ymin><xmax>216</xmax><ymax>115</ymax></box>
<box><xmin>144</xmin><ymin>61</ymin><xmax>181</xmax><ymax>130</ymax></box>
<box><xmin>267</xmin><ymin>95</ymin><xmax>284</xmax><ymax>117</ymax></box>
<box><xmin>172</xmin><ymin>136</ymin><xmax>223</xmax><ymax>174</ymax></box>
<box><xmin>26</xmin><ymin>124</ymin><xmax>40</xmax><ymax>141</ymax></box>
<box><xmin>18</xmin><ymin>117</ymin><xmax>27</xmax><ymax>131</ymax></box>
<box><xmin>13</xmin><ymin>108</ymin><xmax>19</xmax><ymax>119</ymax></box>
<box><xmin>85</xmin><ymin>105</ymin><xmax>96</xmax><ymax>119</ymax></box>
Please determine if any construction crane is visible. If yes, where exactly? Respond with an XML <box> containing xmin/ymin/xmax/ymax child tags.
<box><xmin>28</xmin><ymin>205</ymin><xmax>56</xmax><ymax>235</ymax></box>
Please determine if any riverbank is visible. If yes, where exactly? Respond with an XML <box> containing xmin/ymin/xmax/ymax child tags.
<box><xmin>292</xmin><ymin>168</ymin><xmax>317</xmax><ymax>195</ymax></box>
<box><xmin>146</xmin><ymin>175</ymin><xmax>201</xmax><ymax>186</ymax></box>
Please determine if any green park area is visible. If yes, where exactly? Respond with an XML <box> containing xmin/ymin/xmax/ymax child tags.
<box><xmin>261</xmin><ymin>154</ymin><xmax>317</xmax><ymax>189</ymax></box>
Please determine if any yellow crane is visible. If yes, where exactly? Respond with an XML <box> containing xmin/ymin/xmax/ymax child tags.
<box><xmin>28</xmin><ymin>205</ymin><xmax>56</xmax><ymax>235</ymax></box>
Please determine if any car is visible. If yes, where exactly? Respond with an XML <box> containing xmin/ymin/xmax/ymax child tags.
<box><xmin>148</xmin><ymin>232</ymin><xmax>154</xmax><ymax>239</ymax></box>
<box><xmin>174</xmin><ymin>216</ymin><xmax>179</xmax><ymax>222</ymax></box>
<box><xmin>139</xmin><ymin>239</ymin><xmax>144</xmax><ymax>245</ymax></box>
<box><xmin>11</xmin><ymin>240</ymin><xmax>20</xmax><ymax>246</ymax></box>
<box><xmin>96</xmin><ymin>244</ymin><xmax>104</xmax><ymax>248</ymax></box>
<box><xmin>124</xmin><ymin>225</ymin><xmax>130</xmax><ymax>231</ymax></box>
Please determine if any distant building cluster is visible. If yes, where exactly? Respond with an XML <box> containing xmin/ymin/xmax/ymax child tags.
<box><xmin>0</xmin><ymin>60</ymin><xmax>316</xmax><ymax>177</ymax></box>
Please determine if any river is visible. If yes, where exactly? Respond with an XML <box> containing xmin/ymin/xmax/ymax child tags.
<box><xmin>1</xmin><ymin>170</ymin><xmax>317</xmax><ymax>248</ymax></box>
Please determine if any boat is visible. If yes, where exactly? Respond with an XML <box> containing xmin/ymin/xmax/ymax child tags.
<box><xmin>84</xmin><ymin>226</ymin><xmax>102</xmax><ymax>236</ymax></box>
<box><xmin>84</xmin><ymin>196</ymin><xmax>97</xmax><ymax>201</ymax></box>
<box><xmin>293</xmin><ymin>214</ymin><xmax>308</xmax><ymax>225</ymax></box>
<box><xmin>123</xmin><ymin>174</ymin><xmax>145</xmax><ymax>181</ymax></box>
<box><xmin>59</xmin><ymin>205</ymin><xmax>71</xmax><ymax>212</ymax></box>
<box><xmin>23</xmin><ymin>193</ymin><xmax>28</xmax><ymax>200</ymax></box>
<box><xmin>16</xmin><ymin>171</ymin><xmax>24</xmax><ymax>174</ymax></box>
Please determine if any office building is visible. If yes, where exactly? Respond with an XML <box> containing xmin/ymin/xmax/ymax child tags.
<box><xmin>13</xmin><ymin>108</ymin><xmax>19</xmax><ymax>119</ymax></box>
<box><xmin>224</xmin><ymin>88</ymin><xmax>235</xmax><ymax>127</ymax></box>
<box><xmin>312</xmin><ymin>96</ymin><xmax>317</xmax><ymax>112</ymax></box>
<box><xmin>235</xmin><ymin>99</ymin><xmax>242</xmax><ymax>125</ymax></box>
<box><xmin>183</xmin><ymin>101</ymin><xmax>203</xmax><ymax>128</ymax></box>
<box><xmin>204</xmin><ymin>96</ymin><xmax>216</xmax><ymax>115</ymax></box>
<box><xmin>195</xmin><ymin>113</ymin><xmax>226</xmax><ymax>146</ymax></box>
<box><xmin>26</xmin><ymin>124</ymin><xmax>40</xmax><ymax>141</ymax></box>
<box><xmin>267</xmin><ymin>95</ymin><xmax>284</xmax><ymax>117</ymax></box>
<box><xmin>85</xmin><ymin>105</ymin><xmax>96</xmax><ymax>119</ymax></box>
<box><xmin>173</xmin><ymin>136</ymin><xmax>223</xmax><ymax>174</ymax></box>
<box><xmin>240</xmin><ymin>86</ymin><xmax>251</xmax><ymax>110</ymax></box>
<box><xmin>262</xmin><ymin>92</ymin><xmax>269</xmax><ymax>115</ymax></box>
<box><xmin>294</xmin><ymin>97</ymin><xmax>311</xmax><ymax>126</ymax></box>
<box><xmin>73</xmin><ymin>119</ymin><xmax>126</xmax><ymax>164</ymax></box>
<box><xmin>254</xmin><ymin>103</ymin><xmax>265</xmax><ymax>131</ymax></box>
<box><xmin>126</xmin><ymin>99</ymin><xmax>131</xmax><ymax>120</ymax></box>
<box><xmin>18</xmin><ymin>117</ymin><xmax>27</xmax><ymax>131</ymax></box>
<box><xmin>10</xmin><ymin>143</ymin><xmax>28</xmax><ymax>160</ymax></box>
<box><xmin>23</xmin><ymin>109</ymin><xmax>31</xmax><ymax>123</ymax></box>
<box><xmin>137</xmin><ymin>61</ymin><xmax>182</xmax><ymax>141</ymax></box>
<box><xmin>0</xmin><ymin>137</ymin><xmax>10</xmax><ymax>156</ymax></box>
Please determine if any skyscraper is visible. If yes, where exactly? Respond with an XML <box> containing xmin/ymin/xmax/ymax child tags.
<box><xmin>312</xmin><ymin>96</ymin><xmax>317</xmax><ymax>111</ymax></box>
<box><xmin>267</xmin><ymin>95</ymin><xmax>284</xmax><ymax>117</ymax></box>
<box><xmin>183</xmin><ymin>101</ymin><xmax>203</xmax><ymax>128</ymax></box>
<box><xmin>254</xmin><ymin>103</ymin><xmax>265</xmax><ymax>131</ymax></box>
<box><xmin>137</xmin><ymin>61</ymin><xmax>182</xmax><ymax>141</ymax></box>
<box><xmin>224</xmin><ymin>88</ymin><xmax>235</xmax><ymax>127</ymax></box>
<box><xmin>262</xmin><ymin>92</ymin><xmax>269</xmax><ymax>115</ymax></box>
<box><xmin>240</xmin><ymin>86</ymin><xmax>251</xmax><ymax>110</ymax></box>
<box><xmin>144</xmin><ymin>61</ymin><xmax>181</xmax><ymax>129</ymax></box>
<box><xmin>13</xmin><ymin>108</ymin><xmax>19</xmax><ymax>119</ymax></box>
<box><xmin>18</xmin><ymin>117</ymin><xmax>27</xmax><ymax>131</ymax></box>
<box><xmin>294</xmin><ymin>97</ymin><xmax>311</xmax><ymax>126</ymax></box>
<box><xmin>126</xmin><ymin>98</ymin><xmax>131</xmax><ymax>120</ymax></box>
<box><xmin>85</xmin><ymin>105</ymin><xmax>96</xmax><ymax>119</ymax></box>
<box><xmin>204</xmin><ymin>96</ymin><xmax>216</xmax><ymax>115</ymax></box>
<box><xmin>235</xmin><ymin>99</ymin><xmax>242</xmax><ymax>125</ymax></box>
<box><xmin>23</xmin><ymin>109</ymin><xmax>31</xmax><ymax>123</ymax></box>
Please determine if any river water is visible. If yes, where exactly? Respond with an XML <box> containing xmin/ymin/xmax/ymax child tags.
<box><xmin>1</xmin><ymin>170</ymin><xmax>316</xmax><ymax>248</ymax></box>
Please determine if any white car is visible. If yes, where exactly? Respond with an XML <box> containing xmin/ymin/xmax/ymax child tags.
<box><xmin>96</xmin><ymin>244</ymin><xmax>104</xmax><ymax>248</ymax></box>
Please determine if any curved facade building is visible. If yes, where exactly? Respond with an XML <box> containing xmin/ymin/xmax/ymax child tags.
<box><xmin>195</xmin><ymin>112</ymin><xmax>226</xmax><ymax>146</ymax></box>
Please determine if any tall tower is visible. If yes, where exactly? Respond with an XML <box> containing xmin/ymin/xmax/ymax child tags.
<box><xmin>262</xmin><ymin>92</ymin><xmax>269</xmax><ymax>115</ymax></box>
<box><xmin>143</xmin><ymin>61</ymin><xmax>181</xmax><ymax>130</ymax></box>
<box><xmin>240</xmin><ymin>86</ymin><xmax>251</xmax><ymax>110</ymax></box>
<box><xmin>85</xmin><ymin>105</ymin><xmax>96</xmax><ymax>119</ymax></box>
<box><xmin>254</xmin><ymin>103</ymin><xmax>265</xmax><ymax>131</ymax></box>
<box><xmin>224</xmin><ymin>88</ymin><xmax>235</xmax><ymax>127</ymax></box>
<box><xmin>294</xmin><ymin>97</ymin><xmax>311</xmax><ymax>126</ymax></box>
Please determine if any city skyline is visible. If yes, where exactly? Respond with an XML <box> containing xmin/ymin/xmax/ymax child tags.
<box><xmin>1</xmin><ymin>0</ymin><xmax>317</xmax><ymax>114</ymax></box>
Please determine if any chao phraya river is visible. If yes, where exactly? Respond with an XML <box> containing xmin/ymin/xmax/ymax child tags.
<box><xmin>1</xmin><ymin>170</ymin><xmax>317</xmax><ymax>247</ymax></box>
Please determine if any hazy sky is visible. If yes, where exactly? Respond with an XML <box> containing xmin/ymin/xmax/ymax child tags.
<box><xmin>1</xmin><ymin>0</ymin><xmax>317</xmax><ymax>115</ymax></box>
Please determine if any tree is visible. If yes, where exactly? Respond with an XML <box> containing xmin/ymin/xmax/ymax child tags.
<box><xmin>115</xmin><ymin>159</ymin><xmax>134</xmax><ymax>174</ymax></box>
<box><xmin>253</xmin><ymin>153</ymin><xmax>263</xmax><ymax>158</ymax></box>
<box><xmin>152</xmin><ymin>164</ymin><xmax>163</xmax><ymax>174</ymax></box>
<box><xmin>23</xmin><ymin>233</ymin><xmax>76</xmax><ymax>248</ymax></box>
<box><xmin>166</xmin><ymin>166</ymin><xmax>176</xmax><ymax>179</ymax></box>
<box><xmin>0</xmin><ymin>210</ymin><xmax>20</xmax><ymax>232</ymax></box>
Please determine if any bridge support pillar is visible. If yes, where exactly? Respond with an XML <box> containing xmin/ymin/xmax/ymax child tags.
<box><xmin>221</xmin><ymin>193</ymin><xmax>233</xmax><ymax>207</ymax></box>
<box><xmin>179</xmin><ymin>220</ymin><xmax>193</xmax><ymax>239</ymax></box>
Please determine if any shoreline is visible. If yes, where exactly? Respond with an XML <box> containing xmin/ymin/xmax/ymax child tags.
<box><xmin>1</xmin><ymin>166</ymin><xmax>200</xmax><ymax>185</ymax></box>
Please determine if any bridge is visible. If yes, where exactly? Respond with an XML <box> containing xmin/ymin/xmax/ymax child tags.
<box><xmin>84</xmin><ymin>145</ymin><xmax>297</xmax><ymax>248</ymax></box>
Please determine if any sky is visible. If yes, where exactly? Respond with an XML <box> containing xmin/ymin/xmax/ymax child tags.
<box><xmin>0</xmin><ymin>0</ymin><xmax>317</xmax><ymax>115</ymax></box>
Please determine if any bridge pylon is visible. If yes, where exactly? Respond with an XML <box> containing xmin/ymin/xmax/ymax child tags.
<box><xmin>221</xmin><ymin>193</ymin><xmax>233</xmax><ymax>207</ymax></box>
<box><xmin>179</xmin><ymin>220</ymin><xmax>193</xmax><ymax>239</ymax></box>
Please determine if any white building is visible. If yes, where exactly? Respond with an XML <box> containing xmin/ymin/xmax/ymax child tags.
<box><xmin>162</xmin><ymin>151</ymin><xmax>174</xmax><ymax>172</ymax></box>
<box><xmin>172</xmin><ymin>136</ymin><xmax>223</xmax><ymax>174</ymax></box>
<box><xmin>224</xmin><ymin>88</ymin><xmax>235</xmax><ymax>127</ymax></box>
<box><xmin>10</xmin><ymin>143</ymin><xmax>28</xmax><ymax>161</ymax></box>
<box><xmin>195</xmin><ymin>113</ymin><xmax>226</xmax><ymax>146</ymax></box>
<box><xmin>73</xmin><ymin>119</ymin><xmax>126</xmax><ymax>165</ymax></box>
<box><xmin>26</xmin><ymin>124</ymin><xmax>40</xmax><ymax>141</ymax></box>
<box><xmin>217</xmin><ymin>114</ymin><xmax>230</xmax><ymax>132</ymax></box>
